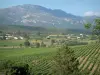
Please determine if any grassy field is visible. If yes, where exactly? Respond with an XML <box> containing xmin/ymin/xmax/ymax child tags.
<box><xmin>0</xmin><ymin>47</ymin><xmax>57</xmax><ymax>60</ymax></box>
<box><xmin>0</xmin><ymin>40</ymin><xmax>25</xmax><ymax>46</ymax></box>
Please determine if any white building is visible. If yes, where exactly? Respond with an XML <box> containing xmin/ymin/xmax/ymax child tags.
<box><xmin>68</xmin><ymin>36</ymin><xmax>71</xmax><ymax>39</ymax></box>
<box><xmin>80</xmin><ymin>34</ymin><xmax>83</xmax><ymax>37</ymax></box>
<box><xmin>14</xmin><ymin>37</ymin><xmax>18</xmax><ymax>40</ymax></box>
<box><xmin>19</xmin><ymin>36</ymin><xmax>24</xmax><ymax>40</ymax></box>
<box><xmin>77</xmin><ymin>37</ymin><xmax>81</xmax><ymax>39</ymax></box>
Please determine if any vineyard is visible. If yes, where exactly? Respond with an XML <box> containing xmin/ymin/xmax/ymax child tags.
<box><xmin>73</xmin><ymin>43</ymin><xmax>100</xmax><ymax>75</ymax></box>
<box><xmin>0</xmin><ymin>43</ymin><xmax>100</xmax><ymax>75</ymax></box>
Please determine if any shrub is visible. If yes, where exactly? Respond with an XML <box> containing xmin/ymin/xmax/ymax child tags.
<box><xmin>51</xmin><ymin>39</ymin><xmax>55</xmax><ymax>45</ymax></box>
<box><xmin>24</xmin><ymin>40</ymin><xmax>30</xmax><ymax>47</ymax></box>
<box><xmin>6</xmin><ymin>62</ymin><xmax>31</xmax><ymax>75</ymax></box>
<box><xmin>41</xmin><ymin>42</ymin><xmax>46</xmax><ymax>47</ymax></box>
<box><xmin>35</xmin><ymin>42</ymin><xmax>40</xmax><ymax>48</ymax></box>
<box><xmin>4</xmin><ymin>45</ymin><xmax>8</xmax><ymax>47</ymax></box>
<box><xmin>19</xmin><ymin>44</ymin><xmax>23</xmax><ymax>48</ymax></box>
<box><xmin>51</xmin><ymin>45</ymin><xmax>80</xmax><ymax>75</ymax></box>
<box><xmin>64</xmin><ymin>40</ymin><xmax>88</xmax><ymax>46</ymax></box>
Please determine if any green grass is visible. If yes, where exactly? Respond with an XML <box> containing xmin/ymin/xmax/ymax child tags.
<box><xmin>0</xmin><ymin>40</ymin><xmax>25</xmax><ymax>46</ymax></box>
<box><xmin>0</xmin><ymin>47</ymin><xmax>57</xmax><ymax>73</ymax></box>
<box><xmin>0</xmin><ymin>48</ymin><xmax>57</xmax><ymax>60</ymax></box>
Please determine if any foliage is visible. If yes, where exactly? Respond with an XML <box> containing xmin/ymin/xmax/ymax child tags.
<box><xmin>19</xmin><ymin>44</ymin><xmax>23</xmax><ymax>48</ymax></box>
<box><xmin>23</xmin><ymin>33</ymin><xmax>30</xmax><ymax>40</ymax></box>
<box><xmin>84</xmin><ymin>23</ymin><xmax>91</xmax><ymax>29</ymax></box>
<box><xmin>40</xmin><ymin>41</ymin><xmax>46</xmax><ymax>47</ymax></box>
<box><xmin>89</xmin><ymin>35</ymin><xmax>97</xmax><ymax>40</ymax></box>
<box><xmin>16</xmin><ymin>30</ymin><xmax>21</xmax><ymax>36</ymax></box>
<box><xmin>51</xmin><ymin>44</ymin><xmax>80</xmax><ymax>75</ymax></box>
<box><xmin>51</xmin><ymin>39</ymin><xmax>55</xmax><ymax>45</ymax></box>
<box><xmin>0</xmin><ymin>31</ymin><xmax>3</xmax><ymax>33</ymax></box>
<box><xmin>65</xmin><ymin>40</ymin><xmax>88</xmax><ymax>46</ymax></box>
<box><xmin>2</xmin><ymin>34</ymin><xmax>6</xmax><ymax>40</ymax></box>
<box><xmin>84</xmin><ymin>18</ymin><xmax>100</xmax><ymax>42</ymax></box>
<box><xmin>24</xmin><ymin>40</ymin><xmax>30</xmax><ymax>47</ymax></box>
<box><xmin>31</xmin><ymin>59</ymin><xmax>52</xmax><ymax>75</ymax></box>
<box><xmin>35</xmin><ymin>42</ymin><xmax>40</xmax><ymax>48</ymax></box>
<box><xmin>2</xmin><ymin>60</ymin><xmax>14</xmax><ymax>69</ymax></box>
<box><xmin>5</xmin><ymin>62</ymin><xmax>30</xmax><ymax>75</ymax></box>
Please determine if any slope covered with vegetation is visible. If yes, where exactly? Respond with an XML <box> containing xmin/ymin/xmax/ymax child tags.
<box><xmin>0</xmin><ymin>43</ymin><xmax>100</xmax><ymax>75</ymax></box>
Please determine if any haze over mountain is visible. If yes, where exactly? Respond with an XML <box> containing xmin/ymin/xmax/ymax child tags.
<box><xmin>0</xmin><ymin>4</ymin><xmax>99</xmax><ymax>29</ymax></box>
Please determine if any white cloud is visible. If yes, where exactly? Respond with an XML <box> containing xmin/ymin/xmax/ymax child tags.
<box><xmin>84</xmin><ymin>11</ymin><xmax>100</xmax><ymax>16</ymax></box>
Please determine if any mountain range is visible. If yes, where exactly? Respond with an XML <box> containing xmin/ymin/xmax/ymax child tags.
<box><xmin>0</xmin><ymin>4</ymin><xmax>99</xmax><ymax>29</ymax></box>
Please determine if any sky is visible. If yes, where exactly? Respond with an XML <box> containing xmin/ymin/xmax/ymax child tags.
<box><xmin>0</xmin><ymin>0</ymin><xmax>100</xmax><ymax>16</ymax></box>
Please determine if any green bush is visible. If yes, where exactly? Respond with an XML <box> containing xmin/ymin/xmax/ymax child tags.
<box><xmin>51</xmin><ymin>44</ymin><xmax>80</xmax><ymax>75</ymax></box>
<box><xmin>64</xmin><ymin>40</ymin><xmax>88</xmax><ymax>46</ymax></box>
<box><xmin>24</xmin><ymin>40</ymin><xmax>30</xmax><ymax>47</ymax></box>
<box><xmin>5</xmin><ymin>62</ymin><xmax>31</xmax><ymax>75</ymax></box>
<box><xmin>35</xmin><ymin>42</ymin><xmax>40</xmax><ymax>48</ymax></box>
<box><xmin>19</xmin><ymin>44</ymin><xmax>23</xmax><ymax>48</ymax></box>
<box><xmin>41</xmin><ymin>42</ymin><xmax>46</xmax><ymax>47</ymax></box>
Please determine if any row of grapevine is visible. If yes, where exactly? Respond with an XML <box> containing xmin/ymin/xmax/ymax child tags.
<box><xmin>73</xmin><ymin>43</ymin><xmax>100</xmax><ymax>75</ymax></box>
<box><xmin>0</xmin><ymin>43</ymin><xmax>100</xmax><ymax>75</ymax></box>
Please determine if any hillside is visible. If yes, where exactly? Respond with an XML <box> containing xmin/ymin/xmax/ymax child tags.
<box><xmin>0</xmin><ymin>25</ymin><xmax>46</xmax><ymax>32</ymax></box>
<box><xmin>0</xmin><ymin>4</ymin><xmax>88</xmax><ymax>29</ymax></box>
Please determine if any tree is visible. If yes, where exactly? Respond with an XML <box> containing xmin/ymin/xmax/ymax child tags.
<box><xmin>23</xmin><ymin>33</ymin><xmax>30</xmax><ymax>40</ymax></box>
<box><xmin>17</xmin><ymin>30</ymin><xmax>21</xmax><ymax>36</ymax></box>
<box><xmin>2</xmin><ymin>34</ymin><xmax>6</xmax><ymax>40</ymax></box>
<box><xmin>84</xmin><ymin>22</ymin><xmax>92</xmax><ymax>29</ymax></box>
<box><xmin>35</xmin><ymin>42</ymin><xmax>40</xmax><ymax>48</ymax></box>
<box><xmin>51</xmin><ymin>39</ymin><xmax>55</xmax><ymax>46</ymax></box>
<box><xmin>51</xmin><ymin>44</ymin><xmax>80</xmax><ymax>75</ymax></box>
<box><xmin>84</xmin><ymin>18</ymin><xmax>100</xmax><ymax>42</ymax></box>
<box><xmin>19</xmin><ymin>44</ymin><xmax>23</xmax><ymax>48</ymax></box>
<box><xmin>24</xmin><ymin>40</ymin><xmax>30</xmax><ymax>47</ymax></box>
<box><xmin>0</xmin><ymin>31</ymin><xmax>3</xmax><ymax>34</ymax></box>
<box><xmin>41</xmin><ymin>41</ymin><xmax>46</xmax><ymax>47</ymax></box>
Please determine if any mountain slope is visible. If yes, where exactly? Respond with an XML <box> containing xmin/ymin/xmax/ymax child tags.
<box><xmin>0</xmin><ymin>4</ymin><xmax>98</xmax><ymax>29</ymax></box>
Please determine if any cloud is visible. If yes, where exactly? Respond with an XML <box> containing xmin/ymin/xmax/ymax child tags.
<box><xmin>84</xmin><ymin>11</ymin><xmax>100</xmax><ymax>16</ymax></box>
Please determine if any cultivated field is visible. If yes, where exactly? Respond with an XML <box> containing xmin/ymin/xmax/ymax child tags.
<box><xmin>73</xmin><ymin>43</ymin><xmax>100</xmax><ymax>75</ymax></box>
<box><xmin>0</xmin><ymin>43</ymin><xmax>100</xmax><ymax>75</ymax></box>
<box><xmin>0</xmin><ymin>40</ymin><xmax>25</xmax><ymax>47</ymax></box>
